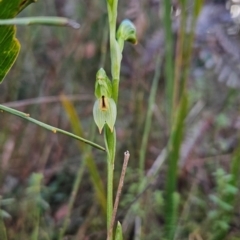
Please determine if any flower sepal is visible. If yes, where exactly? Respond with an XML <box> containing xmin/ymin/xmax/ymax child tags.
<box><xmin>93</xmin><ymin>96</ymin><xmax>117</xmax><ymax>134</ymax></box>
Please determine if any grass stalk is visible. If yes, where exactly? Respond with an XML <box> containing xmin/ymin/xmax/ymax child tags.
<box><xmin>179</xmin><ymin>0</ymin><xmax>202</xmax><ymax>99</ymax></box>
<box><xmin>173</xmin><ymin>0</ymin><xmax>187</xmax><ymax>110</ymax></box>
<box><xmin>0</xmin><ymin>104</ymin><xmax>105</xmax><ymax>151</ymax></box>
<box><xmin>162</xmin><ymin>0</ymin><xmax>175</xmax><ymax>124</ymax></box>
<box><xmin>164</xmin><ymin>94</ymin><xmax>188</xmax><ymax>240</ymax></box>
<box><xmin>139</xmin><ymin>54</ymin><xmax>162</xmax><ymax>174</ymax></box>
<box><xmin>58</xmin><ymin>158</ymin><xmax>85</xmax><ymax>240</ymax></box>
<box><xmin>0</xmin><ymin>17</ymin><xmax>80</xmax><ymax>29</ymax></box>
<box><xmin>164</xmin><ymin>1</ymin><xmax>202</xmax><ymax>238</ymax></box>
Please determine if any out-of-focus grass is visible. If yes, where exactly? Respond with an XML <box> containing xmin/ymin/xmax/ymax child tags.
<box><xmin>1</xmin><ymin>0</ymin><xmax>240</xmax><ymax>239</ymax></box>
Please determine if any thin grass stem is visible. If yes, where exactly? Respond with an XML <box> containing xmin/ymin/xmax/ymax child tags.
<box><xmin>164</xmin><ymin>94</ymin><xmax>188</xmax><ymax>240</ymax></box>
<box><xmin>0</xmin><ymin>17</ymin><xmax>80</xmax><ymax>29</ymax></box>
<box><xmin>0</xmin><ymin>104</ymin><xmax>105</xmax><ymax>151</ymax></box>
<box><xmin>58</xmin><ymin>159</ymin><xmax>85</xmax><ymax>240</ymax></box>
<box><xmin>139</xmin><ymin>55</ymin><xmax>162</xmax><ymax>174</ymax></box>
<box><xmin>163</xmin><ymin>0</ymin><xmax>175</xmax><ymax>124</ymax></box>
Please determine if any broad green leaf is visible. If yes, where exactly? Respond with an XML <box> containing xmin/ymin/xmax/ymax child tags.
<box><xmin>0</xmin><ymin>0</ymin><xmax>36</xmax><ymax>83</ymax></box>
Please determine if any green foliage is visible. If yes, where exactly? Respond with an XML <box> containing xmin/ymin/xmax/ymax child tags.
<box><xmin>208</xmin><ymin>146</ymin><xmax>240</xmax><ymax>240</ymax></box>
<box><xmin>0</xmin><ymin>0</ymin><xmax>35</xmax><ymax>83</ymax></box>
<box><xmin>1</xmin><ymin>0</ymin><xmax>240</xmax><ymax>239</ymax></box>
<box><xmin>207</xmin><ymin>168</ymin><xmax>238</xmax><ymax>240</ymax></box>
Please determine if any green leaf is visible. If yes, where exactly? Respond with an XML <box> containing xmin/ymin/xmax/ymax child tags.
<box><xmin>0</xmin><ymin>0</ymin><xmax>36</xmax><ymax>83</ymax></box>
<box><xmin>209</xmin><ymin>195</ymin><xmax>233</xmax><ymax>212</ymax></box>
<box><xmin>216</xmin><ymin>220</ymin><xmax>229</xmax><ymax>231</ymax></box>
<box><xmin>115</xmin><ymin>222</ymin><xmax>123</xmax><ymax>240</ymax></box>
<box><xmin>0</xmin><ymin>210</ymin><xmax>11</xmax><ymax>219</ymax></box>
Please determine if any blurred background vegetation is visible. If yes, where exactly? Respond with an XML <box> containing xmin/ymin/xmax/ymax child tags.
<box><xmin>1</xmin><ymin>0</ymin><xmax>240</xmax><ymax>239</ymax></box>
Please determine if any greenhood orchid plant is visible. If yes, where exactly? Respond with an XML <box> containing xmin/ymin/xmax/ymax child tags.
<box><xmin>92</xmin><ymin>4</ymin><xmax>137</xmax><ymax>238</ymax></box>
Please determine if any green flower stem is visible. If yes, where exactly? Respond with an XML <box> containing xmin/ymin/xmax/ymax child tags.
<box><xmin>104</xmin><ymin>127</ymin><xmax>116</xmax><ymax>232</ymax></box>
<box><xmin>107</xmin><ymin>151</ymin><xmax>130</xmax><ymax>240</ymax></box>
<box><xmin>0</xmin><ymin>17</ymin><xmax>80</xmax><ymax>29</ymax></box>
<box><xmin>0</xmin><ymin>104</ymin><xmax>105</xmax><ymax>151</ymax></box>
<box><xmin>107</xmin><ymin>159</ymin><xmax>114</xmax><ymax>230</ymax></box>
<box><xmin>107</xmin><ymin>0</ymin><xmax>120</xmax><ymax>103</ymax></box>
<box><xmin>112</xmin><ymin>78</ymin><xmax>119</xmax><ymax>104</ymax></box>
<box><xmin>106</xmin><ymin>0</ymin><xmax>120</xmax><ymax>237</ymax></box>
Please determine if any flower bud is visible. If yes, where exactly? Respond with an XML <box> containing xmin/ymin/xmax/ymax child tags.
<box><xmin>117</xmin><ymin>19</ymin><xmax>137</xmax><ymax>50</ymax></box>
<box><xmin>94</xmin><ymin>68</ymin><xmax>112</xmax><ymax>98</ymax></box>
